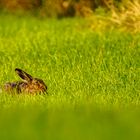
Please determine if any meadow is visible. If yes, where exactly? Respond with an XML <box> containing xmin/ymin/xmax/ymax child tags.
<box><xmin>0</xmin><ymin>14</ymin><xmax>140</xmax><ymax>140</ymax></box>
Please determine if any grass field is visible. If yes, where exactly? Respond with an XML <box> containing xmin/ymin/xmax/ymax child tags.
<box><xmin>0</xmin><ymin>15</ymin><xmax>140</xmax><ymax>140</ymax></box>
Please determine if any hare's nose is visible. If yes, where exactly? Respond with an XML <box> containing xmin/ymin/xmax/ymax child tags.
<box><xmin>44</xmin><ymin>85</ymin><xmax>47</xmax><ymax>91</ymax></box>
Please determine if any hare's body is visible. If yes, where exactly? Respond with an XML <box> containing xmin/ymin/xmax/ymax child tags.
<box><xmin>4</xmin><ymin>68</ymin><xmax>47</xmax><ymax>94</ymax></box>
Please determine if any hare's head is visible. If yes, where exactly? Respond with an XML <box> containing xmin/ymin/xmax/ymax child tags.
<box><xmin>15</xmin><ymin>68</ymin><xmax>47</xmax><ymax>93</ymax></box>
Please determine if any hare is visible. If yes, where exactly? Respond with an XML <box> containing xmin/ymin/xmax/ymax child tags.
<box><xmin>4</xmin><ymin>68</ymin><xmax>47</xmax><ymax>94</ymax></box>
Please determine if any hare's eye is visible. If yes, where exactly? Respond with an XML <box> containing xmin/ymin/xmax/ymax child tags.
<box><xmin>35</xmin><ymin>81</ymin><xmax>38</xmax><ymax>84</ymax></box>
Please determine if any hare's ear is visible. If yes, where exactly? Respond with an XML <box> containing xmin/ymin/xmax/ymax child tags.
<box><xmin>15</xmin><ymin>68</ymin><xmax>33</xmax><ymax>82</ymax></box>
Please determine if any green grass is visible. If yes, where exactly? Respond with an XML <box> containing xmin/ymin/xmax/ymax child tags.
<box><xmin>0</xmin><ymin>15</ymin><xmax>140</xmax><ymax>140</ymax></box>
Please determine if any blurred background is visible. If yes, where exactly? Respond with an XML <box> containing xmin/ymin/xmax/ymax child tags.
<box><xmin>0</xmin><ymin>0</ymin><xmax>135</xmax><ymax>18</ymax></box>
<box><xmin>0</xmin><ymin>0</ymin><xmax>139</xmax><ymax>33</ymax></box>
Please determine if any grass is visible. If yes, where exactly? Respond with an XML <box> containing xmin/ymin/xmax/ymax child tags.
<box><xmin>0</xmin><ymin>15</ymin><xmax>140</xmax><ymax>140</ymax></box>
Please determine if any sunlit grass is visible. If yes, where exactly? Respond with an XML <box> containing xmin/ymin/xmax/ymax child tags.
<box><xmin>0</xmin><ymin>15</ymin><xmax>140</xmax><ymax>140</ymax></box>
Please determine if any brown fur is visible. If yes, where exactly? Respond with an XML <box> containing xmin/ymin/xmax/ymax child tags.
<box><xmin>4</xmin><ymin>68</ymin><xmax>47</xmax><ymax>94</ymax></box>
